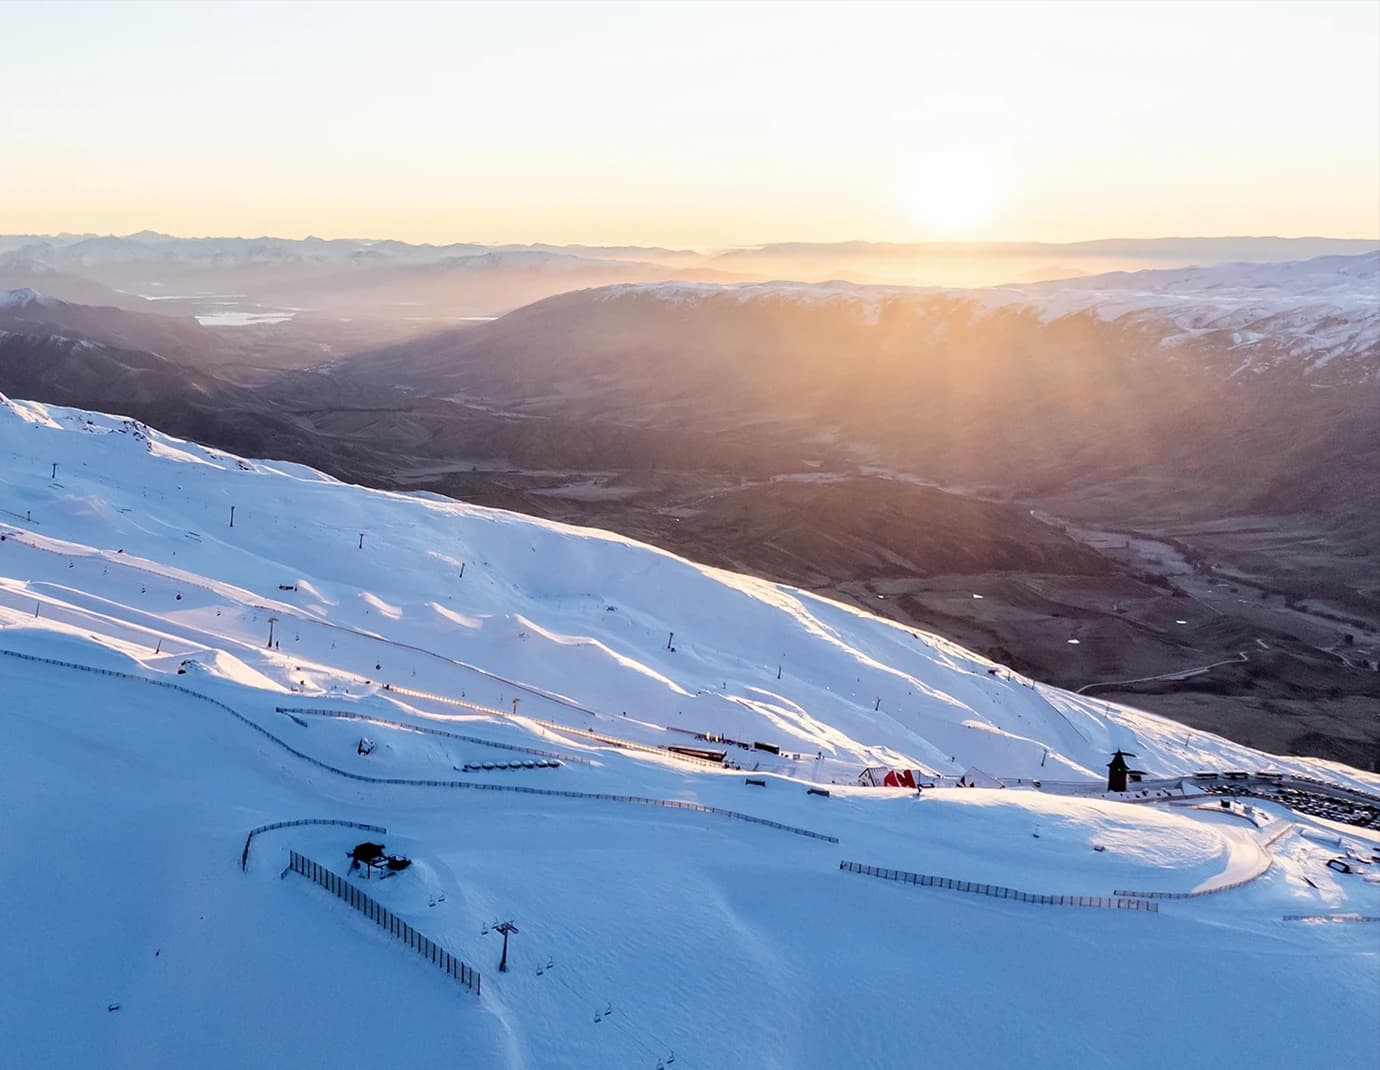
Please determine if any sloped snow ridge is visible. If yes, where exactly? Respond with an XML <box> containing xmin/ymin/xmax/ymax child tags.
<box><xmin>2</xmin><ymin>395</ymin><xmax>1376</xmax><ymax>1068</ymax></box>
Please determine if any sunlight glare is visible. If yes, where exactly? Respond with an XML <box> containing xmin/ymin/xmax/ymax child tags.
<box><xmin>908</xmin><ymin>152</ymin><xmax>999</xmax><ymax>236</ymax></box>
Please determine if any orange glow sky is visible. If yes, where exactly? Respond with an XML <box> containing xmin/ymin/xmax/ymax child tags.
<box><xmin>2</xmin><ymin>0</ymin><xmax>1377</xmax><ymax>248</ymax></box>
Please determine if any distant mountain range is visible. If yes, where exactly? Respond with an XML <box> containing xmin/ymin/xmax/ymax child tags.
<box><xmin>2</xmin><ymin>231</ymin><xmax>1375</xmax><ymax>319</ymax></box>
<box><xmin>0</xmin><ymin>230</ymin><xmax>701</xmax><ymax>268</ymax></box>
<box><xmin>355</xmin><ymin>251</ymin><xmax>1380</xmax><ymax>393</ymax></box>
<box><xmin>710</xmin><ymin>234</ymin><xmax>1380</xmax><ymax>267</ymax></box>
<box><xmin>4</xmin><ymin>231</ymin><xmax>1372</xmax><ymax>272</ymax></box>
<box><xmin>705</xmin><ymin>236</ymin><xmax>1380</xmax><ymax>286</ymax></box>
<box><xmin>349</xmin><ymin>251</ymin><xmax>1380</xmax><ymax>548</ymax></box>
<box><xmin>0</xmin><ymin>231</ymin><xmax>740</xmax><ymax>320</ymax></box>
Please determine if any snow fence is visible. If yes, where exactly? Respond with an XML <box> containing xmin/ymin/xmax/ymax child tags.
<box><xmin>382</xmin><ymin>682</ymin><xmax>727</xmax><ymax>768</ymax></box>
<box><xmin>275</xmin><ymin>704</ymin><xmax>591</xmax><ymax>764</ymax></box>
<box><xmin>839</xmin><ymin>860</ymin><xmax>1159</xmax><ymax>912</ymax></box>
<box><xmin>0</xmin><ymin>648</ymin><xmax>837</xmax><ymax>844</ymax></box>
<box><xmin>288</xmin><ymin>850</ymin><xmax>480</xmax><ymax>996</ymax></box>
<box><xmin>1112</xmin><ymin>821</ymin><xmax>1296</xmax><ymax>900</ymax></box>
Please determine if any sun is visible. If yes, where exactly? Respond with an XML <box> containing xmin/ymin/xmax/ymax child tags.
<box><xmin>907</xmin><ymin>152</ymin><xmax>998</xmax><ymax>237</ymax></box>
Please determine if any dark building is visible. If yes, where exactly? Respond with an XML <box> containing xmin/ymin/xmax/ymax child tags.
<box><xmin>1106</xmin><ymin>750</ymin><xmax>1135</xmax><ymax>792</ymax></box>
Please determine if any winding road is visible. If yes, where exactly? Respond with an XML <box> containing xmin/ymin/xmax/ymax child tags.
<box><xmin>1076</xmin><ymin>651</ymin><xmax>1249</xmax><ymax>694</ymax></box>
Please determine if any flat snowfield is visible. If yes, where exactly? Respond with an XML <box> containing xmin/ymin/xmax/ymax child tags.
<box><xmin>2</xmin><ymin>396</ymin><xmax>1377</xmax><ymax>1068</ymax></box>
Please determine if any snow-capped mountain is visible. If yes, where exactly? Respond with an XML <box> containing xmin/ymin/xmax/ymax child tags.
<box><xmin>2</xmin><ymin>394</ymin><xmax>1376</xmax><ymax>1068</ymax></box>
<box><xmin>0</xmin><ymin>287</ymin><xmax>56</xmax><ymax>309</ymax></box>
<box><xmin>980</xmin><ymin>251</ymin><xmax>1380</xmax><ymax>376</ymax></box>
<box><xmin>588</xmin><ymin>251</ymin><xmax>1380</xmax><ymax>378</ymax></box>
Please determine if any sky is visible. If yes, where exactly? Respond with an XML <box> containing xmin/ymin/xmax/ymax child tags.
<box><xmin>1</xmin><ymin>0</ymin><xmax>1378</xmax><ymax>249</ymax></box>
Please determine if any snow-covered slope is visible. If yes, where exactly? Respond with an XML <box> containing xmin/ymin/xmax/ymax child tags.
<box><xmin>3</xmin><ymin>396</ymin><xmax>1377</xmax><ymax>1068</ymax></box>
<box><xmin>3</xmin><ymin>393</ymin><xmax>1373</xmax><ymax>789</ymax></box>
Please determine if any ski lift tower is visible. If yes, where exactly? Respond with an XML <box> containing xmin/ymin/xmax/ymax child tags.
<box><xmin>494</xmin><ymin>920</ymin><xmax>519</xmax><ymax>972</ymax></box>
